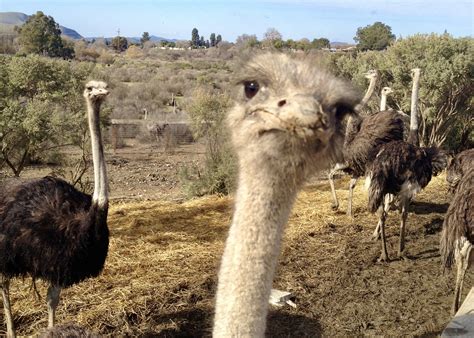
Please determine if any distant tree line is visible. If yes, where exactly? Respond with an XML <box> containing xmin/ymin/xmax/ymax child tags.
<box><xmin>191</xmin><ymin>28</ymin><xmax>222</xmax><ymax>48</ymax></box>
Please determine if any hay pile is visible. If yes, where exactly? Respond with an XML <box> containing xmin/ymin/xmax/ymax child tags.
<box><xmin>1</xmin><ymin>175</ymin><xmax>465</xmax><ymax>336</ymax></box>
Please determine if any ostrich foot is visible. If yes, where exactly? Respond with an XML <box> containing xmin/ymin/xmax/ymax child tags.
<box><xmin>371</xmin><ymin>230</ymin><xmax>381</xmax><ymax>241</ymax></box>
<box><xmin>377</xmin><ymin>253</ymin><xmax>389</xmax><ymax>263</ymax></box>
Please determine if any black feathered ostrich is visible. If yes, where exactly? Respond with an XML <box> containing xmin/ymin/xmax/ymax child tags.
<box><xmin>329</xmin><ymin>79</ymin><xmax>404</xmax><ymax>216</ymax></box>
<box><xmin>0</xmin><ymin>81</ymin><xmax>110</xmax><ymax>337</ymax></box>
<box><xmin>440</xmin><ymin>150</ymin><xmax>474</xmax><ymax>314</ymax></box>
<box><xmin>366</xmin><ymin>140</ymin><xmax>446</xmax><ymax>261</ymax></box>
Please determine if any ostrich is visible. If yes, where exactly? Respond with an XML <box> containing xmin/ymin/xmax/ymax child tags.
<box><xmin>446</xmin><ymin>148</ymin><xmax>474</xmax><ymax>192</ymax></box>
<box><xmin>379</xmin><ymin>86</ymin><xmax>393</xmax><ymax>111</ymax></box>
<box><xmin>0</xmin><ymin>81</ymin><xmax>110</xmax><ymax>337</ymax></box>
<box><xmin>440</xmin><ymin>166</ymin><xmax>474</xmax><ymax>314</ymax></box>
<box><xmin>329</xmin><ymin>86</ymin><xmax>403</xmax><ymax>216</ymax></box>
<box><xmin>366</xmin><ymin>140</ymin><xmax>446</xmax><ymax>261</ymax></box>
<box><xmin>328</xmin><ymin>69</ymin><xmax>377</xmax><ymax>213</ymax></box>
<box><xmin>213</xmin><ymin>53</ymin><xmax>361</xmax><ymax>337</ymax></box>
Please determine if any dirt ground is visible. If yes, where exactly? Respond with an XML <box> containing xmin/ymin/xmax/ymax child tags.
<box><xmin>0</xmin><ymin>143</ymin><xmax>469</xmax><ymax>337</ymax></box>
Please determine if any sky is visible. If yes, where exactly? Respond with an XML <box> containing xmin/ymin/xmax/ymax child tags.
<box><xmin>1</xmin><ymin>0</ymin><xmax>472</xmax><ymax>42</ymax></box>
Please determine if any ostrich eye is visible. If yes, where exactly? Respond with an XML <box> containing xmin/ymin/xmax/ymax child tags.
<box><xmin>243</xmin><ymin>81</ymin><xmax>259</xmax><ymax>99</ymax></box>
<box><xmin>86</xmin><ymin>86</ymin><xmax>92</xmax><ymax>91</ymax></box>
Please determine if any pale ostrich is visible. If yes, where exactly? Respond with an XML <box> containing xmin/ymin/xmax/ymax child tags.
<box><xmin>407</xmin><ymin>68</ymin><xmax>421</xmax><ymax>146</ymax></box>
<box><xmin>379</xmin><ymin>86</ymin><xmax>393</xmax><ymax>111</ymax></box>
<box><xmin>440</xmin><ymin>166</ymin><xmax>474</xmax><ymax>314</ymax></box>
<box><xmin>0</xmin><ymin>81</ymin><xmax>110</xmax><ymax>337</ymax></box>
<box><xmin>213</xmin><ymin>53</ymin><xmax>361</xmax><ymax>337</ymax></box>
<box><xmin>329</xmin><ymin>85</ymin><xmax>403</xmax><ymax>216</ymax></box>
<box><xmin>366</xmin><ymin>140</ymin><xmax>446</xmax><ymax>261</ymax></box>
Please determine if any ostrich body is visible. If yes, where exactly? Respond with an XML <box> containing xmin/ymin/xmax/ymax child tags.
<box><xmin>213</xmin><ymin>53</ymin><xmax>361</xmax><ymax>337</ymax></box>
<box><xmin>440</xmin><ymin>166</ymin><xmax>474</xmax><ymax>314</ymax></box>
<box><xmin>0</xmin><ymin>81</ymin><xmax>110</xmax><ymax>337</ymax></box>
<box><xmin>366</xmin><ymin>140</ymin><xmax>446</xmax><ymax>261</ymax></box>
<box><xmin>446</xmin><ymin>148</ymin><xmax>474</xmax><ymax>192</ymax></box>
<box><xmin>329</xmin><ymin>86</ymin><xmax>403</xmax><ymax>216</ymax></box>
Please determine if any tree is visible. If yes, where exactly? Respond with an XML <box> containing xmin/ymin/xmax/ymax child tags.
<box><xmin>263</xmin><ymin>28</ymin><xmax>283</xmax><ymax>48</ymax></box>
<box><xmin>140</xmin><ymin>32</ymin><xmax>150</xmax><ymax>46</ymax></box>
<box><xmin>354</xmin><ymin>21</ymin><xmax>396</xmax><ymax>51</ymax></box>
<box><xmin>210</xmin><ymin>33</ymin><xmax>216</xmax><ymax>47</ymax></box>
<box><xmin>330</xmin><ymin>33</ymin><xmax>473</xmax><ymax>149</ymax></box>
<box><xmin>296</xmin><ymin>38</ymin><xmax>311</xmax><ymax>51</ymax></box>
<box><xmin>191</xmin><ymin>28</ymin><xmax>199</xmax><ymax>48</ymax></box>
<box><xmin>0</xmin><ymin>55</ymin><xmax>99</xmax><ymax>176</ymax></box>
<box><xmin>16</xmin><ymin>11</ymin><xmax>73</xmax><ymax>58</ymax></box>
<box><xmin>216</xmin><ymin>34</ymin><xmax>222</xmax><ymax>46</ymax></box>
<box><xmin>111</xmin><ymin>36</ymin><xmax>128</xmax><ymax>52</ymax></box>
<box><xmin>200</xmin><ymin>35</ymin><xmax>205</xmax><ymax>47</ymax></box>
<box><xmin>311</xmin><ymin>37</ymin><xmax>330</xmax><ymax>49</ymax></box>
<box><xmin>236</xmin><ymin>34</ymin><xmax>259</xmax><ymax>49</ymax></box>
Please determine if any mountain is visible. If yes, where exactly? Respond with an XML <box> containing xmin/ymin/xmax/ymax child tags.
<box><xmin>86</xmin><ymin>35</ymin><xmax>177</xmax><ymax>44</ymax></box>
<box><xmin>0</xmin><ymin>12</ymin><xmax>83</xmax><ymax>39</ymax></box>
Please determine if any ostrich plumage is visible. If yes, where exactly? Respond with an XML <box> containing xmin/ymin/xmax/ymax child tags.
<box><xmin>0</xmin><ymin>81</ymin><xmax>110</xmax><ymax>337</ymax></box>
<box><xmin>329</xmin><ymin>109</ymin><xmax>404</xmax><ymax>215</ymax></box>
<box><xmin>366</xmin><ymin>140</ymin><xmax>446</xmax><ymax>261</ymax></box>
<box><xmin>446</xmin><ymin>148</ymin><xmax>474</xmax><ymax>192</ymax></box>
<box><xmin>440</xmin><ymin>157</ymin><xmax>474</xmax><ymax>314</ymax></box>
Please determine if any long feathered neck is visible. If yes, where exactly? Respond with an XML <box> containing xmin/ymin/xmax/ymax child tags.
<box><xmin>380</xmin><ymin>93</ymin><xmax>388</xmax><ymax>111</ymax></box>
<box><xmin>346</xmin><ymin>74</ymin><xmax>377</xmax><ymax>145</ymax></box>
<box><xmin>87</xmin><ymin>99</ymin><xmax>108</xmax><ymax>210</ymax></box>
<box><xmin>213</xmin><ymin>155</ymin><xmax>300</xmax><ymax>337</ymax></box>
<box><xmin>408</xmin><ymin>69</ymin><xmax>421</xmax><ymax>146</ymax></box>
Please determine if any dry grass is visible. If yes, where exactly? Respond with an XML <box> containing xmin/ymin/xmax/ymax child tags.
<box><xmin>2</xmin><ymin>175</ymin><xmax>466</xmax><ymax>336</ymax></box>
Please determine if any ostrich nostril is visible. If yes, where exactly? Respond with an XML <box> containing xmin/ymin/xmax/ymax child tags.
<box><xmin>277</xmin><ymin>99</ymin><xmax>287</xmax><ymax>107</ymax></box>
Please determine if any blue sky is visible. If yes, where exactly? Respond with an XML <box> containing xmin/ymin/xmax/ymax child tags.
<box><xmin>1</xmin><ymin>0</ymin><xmax>472</xmax><ymax>42</ymax></box>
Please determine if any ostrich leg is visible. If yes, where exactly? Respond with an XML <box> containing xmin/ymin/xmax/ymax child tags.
<box><xmin>453</xmin><ymin>240</ymin><xmax>472</xmax><ymax>315</ymax></box>
<box><xmin>372</xmin><ymin>194</ymin><xmax>392</xmax><ymax>240</ymax></box>
<box><xmin>378</xmin><ymin>196</ymin><xmax>391</xmax><ymax>262</ymax></box>
<box><xmin>329</xmin><ymin>162</ymin><xmax>348</xmax><ymax>210</ymax></box>
<box><xmin>1</xmin><ymin>276</ymin><xmax>15</xmax><ymax>338</ymax></box>
<box><xmin>347</xmin><ymin>177</ymin><xmax>358</xmax><ymax>217</ymax></box>
<box><xmin>46</xmin><ymin>285</ymin><xmax>61</xmax><ymax>328</ymax></box>
<box><xmin>398</xmin><ymin>197</ymin><xmax>409</xmax><ymax>258</ymax></box>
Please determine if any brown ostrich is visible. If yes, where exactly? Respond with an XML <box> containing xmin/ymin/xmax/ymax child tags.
<box><xmin>366</xmin><ymin>140</ymin><xmax>446</xmax><ymax>261</ymax></box>
<box><xmin>213</xmin><ymin>52</ymin><xmax>361</xmax><ymax>337</ymax></box>
<box><xmin>0</xmin><ymin>81</ymin><xmax>110</xmax><ymax>337</ymax></box>
<box><xmin>441</xmin><ymin>154</ymin><xmax>474</xmax><ymax>314</ymax></box>
<box><xmin>446</xmin><ymin>148</ymin><xmax>474</xmax><ymax>192</ymax></box>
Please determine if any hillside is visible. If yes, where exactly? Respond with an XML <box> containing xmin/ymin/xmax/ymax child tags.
<box><xmin>0</xmin><ymin>12</ymin><xmax>83</xmax><ymax>39</ymax></box>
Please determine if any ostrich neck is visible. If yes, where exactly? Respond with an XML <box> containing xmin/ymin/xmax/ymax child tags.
<box><xmin>213</xmin><ymin>157</ymin><xmax>300</xmax><ymax>337</ymax></box>
<box><xmin>380</xmin><ymin>94</ymin><xmax>388</xmax><ymax>111</ymax></box>
<box><xmin>409</xmin><ymin>71</ymin><xmax>421</xmax><ymax>146</ymax></box>
<box><xmin>355</xmin><ymin>76</ymin><xmax>377</xmax><ymax>113</ymax></box>
<box><xmin>87</xmin><ymin>100</ymin><xmax>108</xmax><ymax>209</ymax></box>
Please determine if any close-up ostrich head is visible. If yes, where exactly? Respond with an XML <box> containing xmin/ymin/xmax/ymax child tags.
<box><xmin>83</xmin><ymin>80</ymin><xmax>109</xmax><ymax>103</ymax></box>
<box><xmin>228</xmin><ymin>53</ymin><xmax>361</xmax><ymax>177</ymax></box>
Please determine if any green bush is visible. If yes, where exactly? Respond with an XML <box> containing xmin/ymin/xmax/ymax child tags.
<box><xmin>180</xmin><ymin>89</ymin><xmax>236</xmax><ymax>196</ymax></box>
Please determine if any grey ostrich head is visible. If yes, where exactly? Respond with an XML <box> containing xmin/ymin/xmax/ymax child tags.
<box><xmin>228</xmin><ymin>53</ymin><xmax>361</xmax><ymax>173</ymax></box>
<box><xmin>381</xmin><ymin>86</ymin><xmax>393</xmax><ymax>96</ymax></box>
<box><xmin>364</xmin><ymin>69</ymin><xmax>378</xmax><ymax>80</ymax></box>
<box><xmin>83</xmin><ymin>80</ymin><xmax>109</xmax><ymax>103</ymax></box>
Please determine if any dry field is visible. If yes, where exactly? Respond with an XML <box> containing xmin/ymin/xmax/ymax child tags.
<box><xmin>0</xmin><ymin>146</ymin><xmax>468</xmax><ymax>337</ymax></box>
